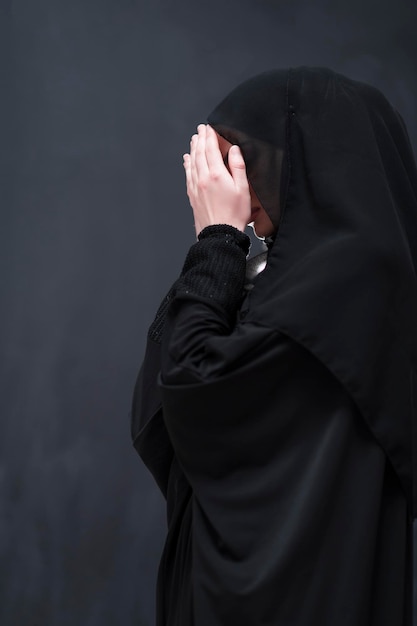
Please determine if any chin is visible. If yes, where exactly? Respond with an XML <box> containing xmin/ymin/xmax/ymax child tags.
<box><xmin>252</xmin><ymin>228</ymin><xmax>265</xmax><ymax>240</ymax></box>
<box><xmin>249</xmin><ymin>210</ymin><xmax>275</xmax><ymax>238</ymax></box>
<box><xmin>252</xmin><ymin>223</ymin><xmax>273</xmax><ymax>240</ymax></box>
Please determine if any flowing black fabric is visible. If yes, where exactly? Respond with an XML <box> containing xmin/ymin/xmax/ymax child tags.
<box><xmin>207</xmin><ymin>66</ymin><xmax>417</xmax><ymax>520</ymax></box>
<box><xmin>130</xmin><ymin>66</ymin><xmax>417</xmax><ymax>626</ymax></box>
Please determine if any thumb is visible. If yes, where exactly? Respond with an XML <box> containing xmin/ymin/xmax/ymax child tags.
<box><xmin>228</xmin><ymin>145</ymin><xmax>247</xmax><ymax>186</ymax></box>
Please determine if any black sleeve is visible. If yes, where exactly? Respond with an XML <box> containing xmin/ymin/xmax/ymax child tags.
<box><xmin>130</xmin><ymin>223</ymin><xmax>253</xmax><ymax>496</ymax></box>
<box><xmin>160</xmin><ymin>223</ymin><xmax>254</xmax><ymax>384</ymax></box>
<box><xmin>158</xmin><ymin>223</ymin><xmax>295</xmax><ymax>482</ymax></box>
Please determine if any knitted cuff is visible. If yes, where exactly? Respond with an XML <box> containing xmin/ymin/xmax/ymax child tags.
<box><xmin>197</xmin><ymin>224</ymin><xmax>251</xmax><ymax>254</ymax></box>
<box><xmin>148</xmin><ymin>225</ymin><xmax>251</xmax><ymax>343</ymax></box>
<box><xmin>176</xmin><ymin>224</ymin><xmax>251</xmax><ymax>319</ymax></box>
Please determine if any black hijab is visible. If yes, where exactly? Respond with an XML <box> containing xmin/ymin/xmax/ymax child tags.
<box><xmin>207</xmin><ymin>66</ymin><xmax>417</xmax><ymax>520</ymax></box>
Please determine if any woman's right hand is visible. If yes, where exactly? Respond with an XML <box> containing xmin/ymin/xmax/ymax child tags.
<box><xmin>183</xmin><ymin>124</ymin><xmax>251</xmax><ymax>237</ymax></box>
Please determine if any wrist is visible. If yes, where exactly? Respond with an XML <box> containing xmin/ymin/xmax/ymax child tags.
<box><xmin>198</xmin><ymin>224</ymin><xmax>251</xmax><ymax>256</ymax></box>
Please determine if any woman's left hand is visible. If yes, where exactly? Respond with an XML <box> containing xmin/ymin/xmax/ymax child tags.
<box><xmin>183</xmin><ymin>124</ymin><xmax>251</xmax><ymax>237</ymax></box>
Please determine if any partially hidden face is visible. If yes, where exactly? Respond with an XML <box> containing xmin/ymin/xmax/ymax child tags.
<box><xmin>215</xmin><ymin>131</ymin><xmax>276</xmax><ymax>239</ymax></box>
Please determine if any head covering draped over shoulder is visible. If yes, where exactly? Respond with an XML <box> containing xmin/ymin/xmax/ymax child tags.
<box><xmin>207</xmin><ymin>66</ymin><xmax>417</xmax><ymax>520</ymax></box>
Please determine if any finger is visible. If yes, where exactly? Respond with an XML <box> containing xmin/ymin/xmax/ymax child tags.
<box><xmin>183</xmin><ymin>153</ymin><xmax>193</xmax><ymax>195</ymax></box>
<box><xmin>227</xmin><ymin>144</ymin><xmax>249</xmax><ymax>190</ymax></box>
<box><xmin>190</xmin><ymin>133</ymin><xmax>198</xmax><ymax>190</ymax></box>
<box><xmin>195</xmin><ymin>124</ymin><xmax>209</xmax><ymax>179</ymax></box>
<box><xmin>205</xmin><ymin>125</ymin><xmax>228</xmax><ymax>175</ymax></box>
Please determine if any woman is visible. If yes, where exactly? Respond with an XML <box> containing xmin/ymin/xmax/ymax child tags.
<box><xmin>131</xmin><ymin>66</ymin><xmax>417</xmax><ymax>626</ymax></box>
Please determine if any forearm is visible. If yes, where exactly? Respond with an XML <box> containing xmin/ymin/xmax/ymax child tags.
<box><xmin>160</xmin><ymin>224</ymin><xmax>251</xmax><ymax>384</ymax></box>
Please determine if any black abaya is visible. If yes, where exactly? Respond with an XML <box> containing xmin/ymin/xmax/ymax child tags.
<box><xmin>131</xmin><ymin>66</ymin><xmax>417</xmax><ymax>625</ymax></box>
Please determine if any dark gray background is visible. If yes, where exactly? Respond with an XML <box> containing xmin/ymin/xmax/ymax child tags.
<box><xmin>1</xmin><ymin>0</ymin><xmax>416</xmax><ymax>624</ymax></box>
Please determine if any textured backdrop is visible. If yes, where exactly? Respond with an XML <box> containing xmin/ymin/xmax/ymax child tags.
<box><xmin>1</xmin><ymin>0</ymin><xmax>416</xmax><ymax>624</ymax></box>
